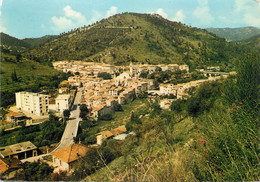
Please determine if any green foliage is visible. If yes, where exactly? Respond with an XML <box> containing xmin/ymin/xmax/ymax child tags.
<box><xmin>206</xmin><ymin>27</ymin><xmax>260</xmax><ymax>41</ymax></box>
<box><xmin>1</xmin><ymin>56</ymin><xmax>69</xmax><ymax>108</ymax></box>
<box><xmin>100</xmin><ymin>114</ymin><xmax>113</xmax><ymax>121</ymax></box>
<box><xmin>80</xmin><ymin>104</ymin><xmax>89</xmax><ymax>119</ymax></box>
<box><xmin>63</xmin><ymin>109</ymin><xmax>71</xmax><ymax>119</ymax></box>
<box><xmin>36</xmin><ymin>114</ymin><xmax>65</xmax><ymax>146</ymax></box>
<box><xmin>14</xmin><ymin>161</ymin><xmax>53</xmax><ymax>181</ymax></box>
<box><xmin>139</xmin><ymin>71</ymin><xmax>148</xmax><ymax>78</ymax></box>
<box><xmin>125</xmin><ymin>112</ymin><xmax>141</xmax><ymax>131</ymax></box>
<box><xmin>97</xmin><ymin>72</ymin><xmax>112</xmax><ymax>80</ymax></box>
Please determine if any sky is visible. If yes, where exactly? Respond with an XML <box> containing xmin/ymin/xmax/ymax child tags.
<box><xmin>0</xmin><ymin>0</ymin><xmax>259</xmax><ymax>39</ymax></box>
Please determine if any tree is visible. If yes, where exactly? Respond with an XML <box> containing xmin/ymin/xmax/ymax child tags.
<box><xmin>140</xmin><ymin>71</ymin><xmax>148</xmax><ymax>78</ymax></box>
<box><xmin>97</xmin><ymin>72</ymin><xmax>112</xmax><ymax>80</ymax></box>
<box><xmin>126</xmin><ymin>112</ymin><xmax>141</xmax><ymax>131</ymax></box>
<box><xmin>80</xmin><ymin>104</ymin><xmax>89</xmax><ymax>119</ymax></box>
<box><xmin>14</xmin><ymin>161</ymin><xmax>53</xmax><ymax>181</ymax></box>
<box><xmin>63</xmin><ymin>109</ymin><xmax>70</xmax><ymax>120</ymax></box>
<box><xmin>11</xmin><ymin>70</ymin><xmax>18</xmax><ymax>82</ymax></box>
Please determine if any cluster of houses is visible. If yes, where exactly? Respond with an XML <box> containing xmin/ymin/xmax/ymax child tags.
<box><xmin>53</xmin><ymin>60</ymin><xmax>189</xmax><ymax>77</ymax></box>
<box><xmin>1</xmin><ymin>60</ymin><xmax>234</xmax><ymax>179</ymax></box>
<box><xmin>52</xmin><ymin>61</ymin><xmax>190</xmax><ymax>120</ymax></box>
<box><xmin>0</xmin><ymin>125</ymin><xmax>129</xmax><ymax>176</ymax></box>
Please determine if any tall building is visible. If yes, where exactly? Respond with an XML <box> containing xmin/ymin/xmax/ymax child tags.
<box><xmin>56</xmin><ymin>95</ymin><xmax>71</xmax><ymax>115</ymax></box>
<box><xmin>15</xmin><ymin>92</ymin><xmax>49</xmax><ymax>116</ymax></box>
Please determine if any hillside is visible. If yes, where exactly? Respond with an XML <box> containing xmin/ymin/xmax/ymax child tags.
<box><xmin>206</xmin><ymin>27</ymin><xmax>260</xmax><ymax>41</ymax></box>
<box><xmin>23</xmin><ymin>13</ymin><xmax>247</xmax><ymax>70</ymax></box>
<box><xmin>23</xmin><ymin>35</ymin><xmax>58</xmax><ymax>48</ymax></box>
<box><xmin>0</xmin><ymin>53</ymin><xmax>69</xmax><ymax>107</ymax></box>
<box><xmin>0</xmin><ymin>33</ymin><xmax>57</xmax><ymax>55</ymax></box>
<box><xmin>238</xmin><ymin>34</ymin><xmax>260</xmax><ymax>51</ymax></box>
<box><xmin>0</xmin><ymin>32</ymin><xmax>30</xmax><ymax>54</ymax></box>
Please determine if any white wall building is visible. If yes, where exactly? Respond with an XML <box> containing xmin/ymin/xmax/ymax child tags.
<box><xmin>15</xmin><ymin>92</ymin><xmax>49</xmax><ymax>116</ymax></box>
<box><xmin>56</xmin><ymin>95</ymin><xmax>71</xmax><ymax>115</ymax></box>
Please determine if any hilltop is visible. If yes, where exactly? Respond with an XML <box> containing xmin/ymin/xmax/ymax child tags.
<box><xmin>0</xmin><ymin>32</ymin><xmax>57</xmax><ymax>55</ymax></box>
<box><xmin>23</xmin><ymin>13</ymin><xmax>247</xmax><ymax>70</ymax></box>
<box><xmin>206</xmin><ymin>27</ymin><xmax>260</xmax><ymax>41</ymax></box>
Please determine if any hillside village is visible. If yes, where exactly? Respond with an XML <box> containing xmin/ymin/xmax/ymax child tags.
<box><xmin>0</xmin><ymin>58</ymin><xmax>235</xmax><ymax>180</ymax></box>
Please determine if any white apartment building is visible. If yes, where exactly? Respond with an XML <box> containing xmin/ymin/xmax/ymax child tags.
<box><xmin>56</xmin><ymin>95</ymin><xmax>71</xmax><ymax>115</ymax></box>
<box><xmin>15</xmin><ymin>92</ymin><xmax>49</xmax><ymax>116</ymax></box>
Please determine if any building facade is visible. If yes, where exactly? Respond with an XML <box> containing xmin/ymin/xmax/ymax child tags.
<box><xmin>56</xmin><ymin>95</ymin><xmax>71</xmax><ymax>115</ymax></box>
<box><xmin>15</xmin><ymin>92</ymin><xmax>49</xmax><ymax>116</ymax></box>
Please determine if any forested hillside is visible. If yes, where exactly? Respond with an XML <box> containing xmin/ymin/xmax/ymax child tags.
<box><xmin>0</xmin><ymin>32</ymin><xmax>57</xmax><ymax>55</ymax></box>
<box><xmin>238</xmin><ymin>34</ymin><xmax>260</xmax><ymax>51</ymax></box>
<box><xmin>206</xmin><ymin>27</ymin><xmax>260</xmax><ymax>41</ymax></box>
<box><xmin>0</xmin><ymin>53</ymin><xmax>70</xmax><ymax>107</ymax></box>
<box><xmin>23</xmin><ymin>13</ymin><xmax>248</xmax><ymax>70</ymax></box>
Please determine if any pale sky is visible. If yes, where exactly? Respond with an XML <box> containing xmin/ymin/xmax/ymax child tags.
<box><xmin>0</xmin><ymin>0</ymin><xmax>260</xmax><ymax>38</ymax></box>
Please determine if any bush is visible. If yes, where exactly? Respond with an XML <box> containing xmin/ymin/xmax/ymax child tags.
<box><xmin>100</xmin><ymin>114</ymin><xmax>113</xmax><ymax>121</ymax></box>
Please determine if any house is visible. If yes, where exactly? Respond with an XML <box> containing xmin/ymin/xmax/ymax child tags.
<box><xmin>56</xmin><ymin>95</ymin><xmax>71</xmax><ymax>115</ymax></box>
<box><xmin>96</xmin><ymin>125</ymin><xmax>127</xmax><ymax>145</ymax></box>
<box><xmin>110</xmin><ymin>125</ymin><xmax>127</xmax><ymax>136</ymax></box>
<box><xmin>0</xmin><ymin>158</ymin><xmax>22</xmax><ymax>174</ymax></box>
<box><xmin>51</xmin><ymin>144</ymin><xmax>89</xmax><ymax>172</ymax></box>
<box><xmin>15</xmin><ymin>92</ymin><xmax>49</xmax><ymax>116</ymax></box>
<box><xmin>0</xmin><ymin>141</ymin><xmax>38</xmax><ymax>160</ymax></box>
<box><xmin>96</xmin><ymin>130</ymin><xmax>114</xmax><ymax>145</ymax></box>
<box><xmin>92</xmin><ymin>105</ymin><xmax>114</xmax><ymax>120</ymax></box>
<box><xmin>159</xmin><ymin>84</ymin><xmax>176</xmax><ymax>95</ymax></box>
<box><xmin>59</xmin><ymin>87</ymin><xmax>68</xmax><ymax>94</ymax></box>
<box><xmin>160</xmin><ymin>99</ymin><xmax>174</xmax><ymax>110</ymax></box>
<box><xmin>5</xmin><ymin>112</ymin><xmax>25</xmax><ymax>123</ymax></box>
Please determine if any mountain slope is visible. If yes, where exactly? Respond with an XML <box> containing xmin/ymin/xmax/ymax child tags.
<box><xmin>23</xmin><ymin>35</ymin><xmax>58</xmax><ymax>48</ymax></box>
<box><xmin>23</xmin><ymin>13</ymin><xmax>247</xmax><ymax>70</ymax></box>
<box><xmin>206</xmin><ymin>27</ymin><xmax>260</xmax><ymax>41</ymax></box>
<box><xmin>0</xmin><ymin>33</ymin><xmax>57</xmax><ymax>55</ymax></box>
<box><xmin>0</xmin><ymin>32</ymin><xmax>30</xmax><ymax>54</ymax></box>
<box><xmin>238</xmin><ymin>34</ymin><xmax>260</xmax><ymax>51</ymax></box>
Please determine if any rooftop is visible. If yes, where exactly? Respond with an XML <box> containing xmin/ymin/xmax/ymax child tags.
<box><xmin>56</xmin><ymin>94</ymin><xmax>71</xmax><ymax>100</ymax></box>
<box><xmin>0</xmin><ymin>141</ymin><xmax>37</xmax><ymax>158</ymax></box>
<box><xmin>51</xmin><ymin>144</ymin><xmax>89</xmax><ymax>163</ymax></box>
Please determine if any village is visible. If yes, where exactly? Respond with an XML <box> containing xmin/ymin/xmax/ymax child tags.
<box><xmin>0</xmin><ymin>61</ymin><xmax>232</xmax><ymax>179</ymax></box>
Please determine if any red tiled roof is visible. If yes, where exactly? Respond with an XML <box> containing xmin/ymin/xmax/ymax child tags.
<box><xmin>51</xmin><ymin>144</ymin><xmax>89</xmax><ymax>163</ymax></box>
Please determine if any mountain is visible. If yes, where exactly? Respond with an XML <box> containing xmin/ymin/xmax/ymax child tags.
<box><xmin>0</xmin><ymin>33</ymin><xmax>57</xmax><ymax>55</ymax></box>
<box><xmin>238</xmin><ymin>34</ymin><xmax>260</xmax><ymax>51</ymax></box>
<box><xmin>23</xmin><ymin>35</ymin><xmax>58</xmax><ymax>48</ymax></box>
<box><xmin>23</xmin><ymin>13</ymin><xmax>247</xmax><ymax>70</ymax></box>
<box><xmin>206</xmin><ymin>27</ymin><xmax>260</xmax><ymax>41</ymax></box>
<box><xmin>0</xmin><ymin>32</ymin><xmax>31</xmax><ymax>54</ymax></box>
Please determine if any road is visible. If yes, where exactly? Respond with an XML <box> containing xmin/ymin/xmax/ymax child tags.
<box><xmin>51</xmin><ymin>88</ymin><xmax>82</xmax><ymax>151</ymax></box>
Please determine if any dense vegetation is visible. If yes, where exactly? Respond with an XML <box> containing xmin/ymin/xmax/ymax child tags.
<box><xmin>0</xmin><ymin>114</ymin><xmax>65</xmax><ymax>147</ymax></box>
<box><xmin>13</xmin><ymin>161</ymin><xmax>53</xmax><ymax>181</ymax></box>
<box><xmin>0</xmin><ymin>32</ymin><xmax>57</xmax><ymax>55</ymax></box>
<box><xmin>206</xmin><ymin>27</ymin><xmax>260</xmax><ymax>41</ymax></box>
<box><xmin>0</xmin><ymin>53</ymin><xmax>70</xmax><ymax>107</ymax></box>
<box><xmin>23</xmin><ymin>13</ymin><xmax>251</xmax><ymax>71</ymax></box>
<box><xmin>64</xmin><ymin>56</ymin><xmax>259</xmax><ymax>181</ymax></box>
<box><xmin>238</xmin><ymin>34</ymin><xmax>260</xmax><ymax>52</ymax></box>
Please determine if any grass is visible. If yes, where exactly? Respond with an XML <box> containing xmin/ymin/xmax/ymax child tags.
<box><xmin>96</xmin><ymin>98</ymin><xmax>149</xmax><ymax>132</ymax></box>
<box><xmin>1</xmin><ymin>57</ymin><xmax>59</xmax><ymax>92</ymax></box>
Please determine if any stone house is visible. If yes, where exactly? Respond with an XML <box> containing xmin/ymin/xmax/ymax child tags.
<box><xmin>51</xmin><ymin>144</ymin><xmax>89</xmax><ymax>172</ymax></box>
